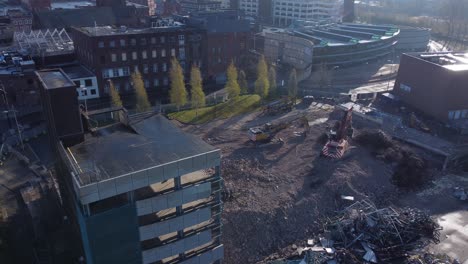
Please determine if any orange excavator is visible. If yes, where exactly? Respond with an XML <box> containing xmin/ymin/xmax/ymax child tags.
<box><xmin>321</xmin><ymin>107</ymin><xmax>354</xmax><ymax>159</ymax></box>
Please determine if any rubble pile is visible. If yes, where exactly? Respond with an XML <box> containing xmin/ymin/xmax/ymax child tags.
<box><xmin>355</xmin><ymin>130</ymin><xmax>428</xmax><ymax>189</ymax></box>
<box><xmin>273</xmin><ymin>200</ymin><xmax>442</xmax><ymax>264</ymax></box>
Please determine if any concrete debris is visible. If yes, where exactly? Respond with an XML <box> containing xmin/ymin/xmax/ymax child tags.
<box><xmin>453</xmin><ymin>187</ymin><xmax>467</xmax><ymax>201</ymax></box>
<box><xmin>269</xmin><ymin>199</ymin><xmax>442</xmax><ymax>264</ymax></box>
<box><xmin>340</xmin><ymin>195</ymin><xmax>355</xmax><ymax>201</ymax></box>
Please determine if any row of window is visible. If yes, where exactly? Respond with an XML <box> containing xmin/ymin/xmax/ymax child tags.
<box><xmin>98</xmin><ymin>35</ymin><xmax>185</xmax><ymax>48</ymax></box>
<box><xmin>104</xmin><ymin>48</ymin><xmax>185</xmax><ymax>64</ymax></box>
<box><xmin>103</xmin><ymin>77</ymin><xmax>169</xmax><ymax>93</ymax></box>
<box><xmin>448</xmin><ymin>109</ymin><xmax>468</xmax><ymax>120</ymax></box>
<box><xmin>102</xmin><ymin>63</ymin><xmax>172</xmax><ymax>79</ymax></box>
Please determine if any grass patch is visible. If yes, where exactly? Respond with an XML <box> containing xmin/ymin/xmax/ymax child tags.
<box><xmin>169</xmin><ymin>94</ymin><xmax>261</xmax><ymax>124</ymax></box>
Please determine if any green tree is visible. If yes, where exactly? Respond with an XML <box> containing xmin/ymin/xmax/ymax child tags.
<box><xmin>254</xmin><ymin>55</ymin><xmax>269</xmax><ymax>98</ymax></box>
<box><xmin>169</xmin><ymin>58</ymin><xmax>188</xmax><ymax>110</ymax></box>
<box><xmin>131</xmin><ymin>71</ymin><xmax>151</xmax><ymax>112</ymax></box>
<box><xmin>268</xmin><ymin>66</ymin><xmax>277</xmax><ymax>98</ymax></box>
<box><xmin>190</xmin><ymin>65</ymin><xmax>205</xmax><ymax>116</ymax></box>
<box><xmin>288</xmin><ymin>68</ymin><xmax>298</xmax><ymax>103</ymax></box>
<box><xmin>238</xmin><ymin>70</ymin><xmax>248</xmax><ymax>94</ymax></box>
<box><xmin>108</xmin><ymin>80</ymin><xmax>123</xmax><ymax>108</ymax></box>
<box><xmin>225</xmin><ymin>61</ymin><xmax>240</xmax><ymax>99</ymax></box>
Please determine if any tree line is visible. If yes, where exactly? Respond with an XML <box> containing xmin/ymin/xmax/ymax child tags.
<box><xmin>109</xmin><ymin>56</ymin><xmax>300</xmax><ymax>113</ymax></box>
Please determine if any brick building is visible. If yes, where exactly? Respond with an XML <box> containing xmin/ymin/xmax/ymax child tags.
<box><xmin>72</xmin><ymin>20</ymin><xmax>204</xmax><ymax>100</ymax></box>
<box><xmin>182</xmin><ymin>10</ymin><xmax>250</xmax><ymax>83</ymax></box>
<box><xmin>393</xmin><ymin>52</ymin><xmax>468</xmax><ymax>123</ymax></box>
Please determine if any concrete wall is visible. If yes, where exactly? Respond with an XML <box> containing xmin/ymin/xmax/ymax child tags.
<box><xmin>139</xmin><ymin>207</ymin><xmax>212</xmax><ymax>241</ymax></box>
<box><xmin>136</xmin><ymin>182</ymin><xmax>212</xmax><ymax>216</ymax></box>
<box><xmin>142</xmin><ymin>230</ymin><xmax>212</xmax><ymax>263</ymax></box>
<box><xmin>74</xmin><ymin>150</ymin><xmax>220</xmax><ymax>204</ymax></box>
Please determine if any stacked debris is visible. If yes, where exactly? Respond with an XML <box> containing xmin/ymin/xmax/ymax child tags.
<box><xmin>274</xmin><ymin>200</ymin><xmax>441</xmax><ymax>264</ymax></box>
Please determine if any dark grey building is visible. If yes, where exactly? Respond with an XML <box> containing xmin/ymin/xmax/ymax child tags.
<box><xmin>37</xmin><ymin>69</ymin><xmax>224</xmax><ymax>264</ymax></box>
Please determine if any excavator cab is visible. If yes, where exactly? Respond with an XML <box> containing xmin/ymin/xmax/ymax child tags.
<box><xmin>321</xmin><ymin>107</ymin><xmax>353</xmax><ymax>159</ymax></box>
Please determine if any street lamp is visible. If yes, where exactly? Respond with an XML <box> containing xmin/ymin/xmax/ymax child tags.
<box><xmin>3</xmin><ymin>108</ymin><xmax>24</xmax><ymax>150</ymax></box>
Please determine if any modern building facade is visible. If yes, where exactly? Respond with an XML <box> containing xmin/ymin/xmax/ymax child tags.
<box><xmin>71</xmin><ymin>20</ymin><xmax>204</xmax><ymax>100</ymax></box>
<box><xmin>290</xmin><ymin>22</ymin><xmax>399</xmax><ymax>67</ymax></box>
<box><xmin>37</xmin><ymin>70</ymin><xmax>224</xmax><ymax>264</ymax></box>
<box><xmin>239</xmin><ymin>0</ymin><xmax>258</xmax><ymax>17</ymax></box>
<box><xmin>272</xmin><ymin>0</ymin><xmax>342</xmax><ymax>26</ymax></box>
<box><xmin>393</xmin><ymin>52</ymin><xmax>468</xmax><ymax>123</ymax></box>
<box><xmin>180</xmin><ymin>0</ymin><xmax>222</xmax><ymax>13</ymax></box>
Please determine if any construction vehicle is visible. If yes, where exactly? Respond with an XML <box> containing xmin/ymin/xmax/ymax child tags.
<box><xmin>248</xmin><ymin>122</ymin><xmax>289</xmax><ymax>143</ymax></box>
<box><xmin>321</xmin><ymin>107</ymin><xmax>354</xmax><ymax>159</ymax></box>
<box><xmin>263</xmin><ymin>97</ymin><xmax>294</xmax><ymax>115</ymax></box>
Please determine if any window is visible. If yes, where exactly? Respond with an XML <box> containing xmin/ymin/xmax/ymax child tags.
<box><xmin>85</xmin><ymin>79</ymin><xmax>92</xmax><ymax>87</ymax></box>
<box><xmin>171</xmin><ymin>48</ymin><xmax>176</xmax><ymax>57</ymax></box>
<box><xmin>179</xmin><ymin>48</ymin><xmax>185</xmax><ymax>60</ymax></box>
<box><xmin>449</xmin><ymin>111</ymin><xmax>455</xmax><ymax>120</ymax></box>
<box><xmin>113</xmin><ymin>68</ymin><xmax>119</xmax><ymax>77</ymax></box>
<box><xmin>142</xmin><ymin>50</ymin><xmax>147</xmax><ymax>59</ymax></box>
<box><xmin>144</xmin><ymin>79</ymin><xmax>149</xmax><ymax>88</ymax></box>
<box><xmin>454</xmin><ymin>110</ymin><xmax>461</xmax><ymax>120</ymax></box>
<box><xmin>153</xmin><ymin>63</ymin><xmax>158</xmax><ymax>73</ymax></box>
<box><xmin>134</xmin><ymin>65</ymin><xmax>139</xmax><ymax>73</ymax></box>
<box><xmin>143</xmin><ymin>64</ymin><xmax>149</xmax><ymax>74</ymax></box>
<box><xmin>130</xmin><ymin>38</ymin><xmax>136</xmax><ymax>46</ymax></box>
<box><xmin>154</xmin><ymin>78</ymin><xmax>159</xmax><ymax>87</ymax></box>
<box><xmin>123</xmin><ymin>67</ymin><xmax>130</xmax><ymax>76</ymax></box>
<box><xmin>132</xmin><ymin>51</ymin><xmax>137</xmax><ymax>60</ymax></box>
<box><xmin>90</xmin><ymin>89</ymin><xmax>97</xmax><ymax>95</ymax></box>
<box><xmin>98</xmin><ymin>41</ymin><xmax>104</xmax><ymax>48</ymax></box>
<box><xmin>163</xmin><ymin>77</ymin><xmax>169</xmax><ymax>86</ymax></box>
<box><xmin>111</xmin><ymin>53</ymin><xmax>117</xmax><ymax>62</ymax></box>
<box><xmin>125</xmin><ymin>82</ymin><xmax>131</xmax><ymax>91</ymax></box>
<box><xmin>120</xmin><ymin>39</ymin><xmax>126</xmax><ymax>47</ymax></box>
<box><xmin>152</xmin><ymin>49</ymin><xmax>157</xmax><ymax>58</ymax></box>
<box><xmin>102</xmin><ymin>69</ymin><xmax>110</xmax><ymax>78</ymax></box>
<box><xmin>74</xmin><ymin>80</ymin><xmax>80</xmax><ymax>87</ymax></box>
<box><xmin>141</xmin><ymin>38</ymin><xmax>147</xmax><ymax>45</ymax></box>
<box><xmin>160</xmin><ymin>36</ymin><xmax>165</xmax><ymax>43</ymax></box>
<box><xmin>162</xmin><ymin>63</ymin><xmax>167</xmax><ymax>72</ymax></box>
<box><xmin>161</xmin><ymin>49</ymin><xmax>166</xmax><ymax>57</ymax></box>
<box><xmin>110</xmin><ymin>40</ymin><xmax>116</xmax><ymax>48</ymax></box>
<box><xmin>151</xmin><ymin>37</ymin><xmax>156</xmax><ymax>44</ymax></box>
<box><xmin>122</xmin><ymin>52</ymin><xmax>127</xmax><ymax>61</ymax></box>
<box><xmin>178</xmin><ymin>35</ymin><xmax>185</xmax><ymax>46</ymax></box>
<box><xmin>82</xmin><ymin>89</ymin><xmax>87</xmax><ymax>96</ymax></box>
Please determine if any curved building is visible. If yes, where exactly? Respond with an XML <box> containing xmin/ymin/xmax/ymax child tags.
<box><xmin>396</xmin><ymin>26</ymin><xmax>430</xmax><ymax>51</ymax></box>
<box><xmin>291</xmin><ymin>22</ymin><xmax>399</xmax><ymax>67</ymax></box>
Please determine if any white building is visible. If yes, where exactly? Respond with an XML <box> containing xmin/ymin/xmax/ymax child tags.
<box><xmin>220</xmin><ymin>0</ymin><xmax>230</xmax><ymax>8</ymax></box>
<box><xmin>62</xmin><ymin>65</ymin><xmax>100</xmax><ymax>100</ymax></box>
<box><xmin>239</xmin><ymin>0</ymin><xmax>258</xmax><ymax>17</ymax></box>
<box><xmin>273</xmin><ymin>0</ymin><xmax>342</xmax><ymax>26</ymax></box>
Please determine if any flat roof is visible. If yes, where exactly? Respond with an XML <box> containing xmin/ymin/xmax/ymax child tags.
<box><xmin>51</xmin><ymin>1</ymin><xmax>94</xmax><ymax>9</ymax></box>
<box><xmin>77</xmin><ymin>24</ymin><xmax>187</xmax><ymax>37</ymax></box>
<box><xmin>408</xmin><ymin>52</ymin><xmax>468</xmax><ymax>71</ymax></box>
<box><xmin>61</xmin><ymin>64</ymin><xmax>95</xmax><ymax>79</ymax></box>
<box><xmin>67</xmin><ymin>115</ymin><xmax>217</xmax><ymax>186</ymax></box>
<box><xmin>35</xmin><ymin>69</ymin><xmax>76</xmax><ymax>89</ymax></box>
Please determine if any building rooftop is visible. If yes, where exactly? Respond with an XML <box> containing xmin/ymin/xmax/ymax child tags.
<box><xmin>36</xmin><ymin>69</ymin><xmax>76</xmax><ymax>89</ymax></box>
<box><xmin>288</xmin><ymin>21</ymin><xmax>399</xmax><ymax>47</ymax></box>
<box><xmin>51</xmin><ymin>1</ymin><xmax>94</xmax><ymax>9</ymax></box>
<box><xmin>76</xmin><ymin>22</ymin><xmax>187</xmax><ymax>36</ymax></box>
<box><xmin>61</xmin><ymin>64</ymin><xmax>95</xmax><ymax>79</ymax></box>
<box><xmin>67</xmin><ymin>114</ymin><xmax>217</xmax><ymax>186</ymax></box>
<box><xmin>409</xmin><ymin>52</ymin><xmax>468</xmax><ymax>71</ymax></box>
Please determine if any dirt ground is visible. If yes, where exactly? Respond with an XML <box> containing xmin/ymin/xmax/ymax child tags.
<box><xmin>176</xmin><ymin>102</ymin><xmax>466</xmax><ymax>264</ymax></box>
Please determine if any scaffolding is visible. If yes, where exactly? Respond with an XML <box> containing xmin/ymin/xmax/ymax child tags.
<box><xmin>13</xmin><ymin>28</ymin><xmax>74</xmax><ymax>57</ymax></box>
